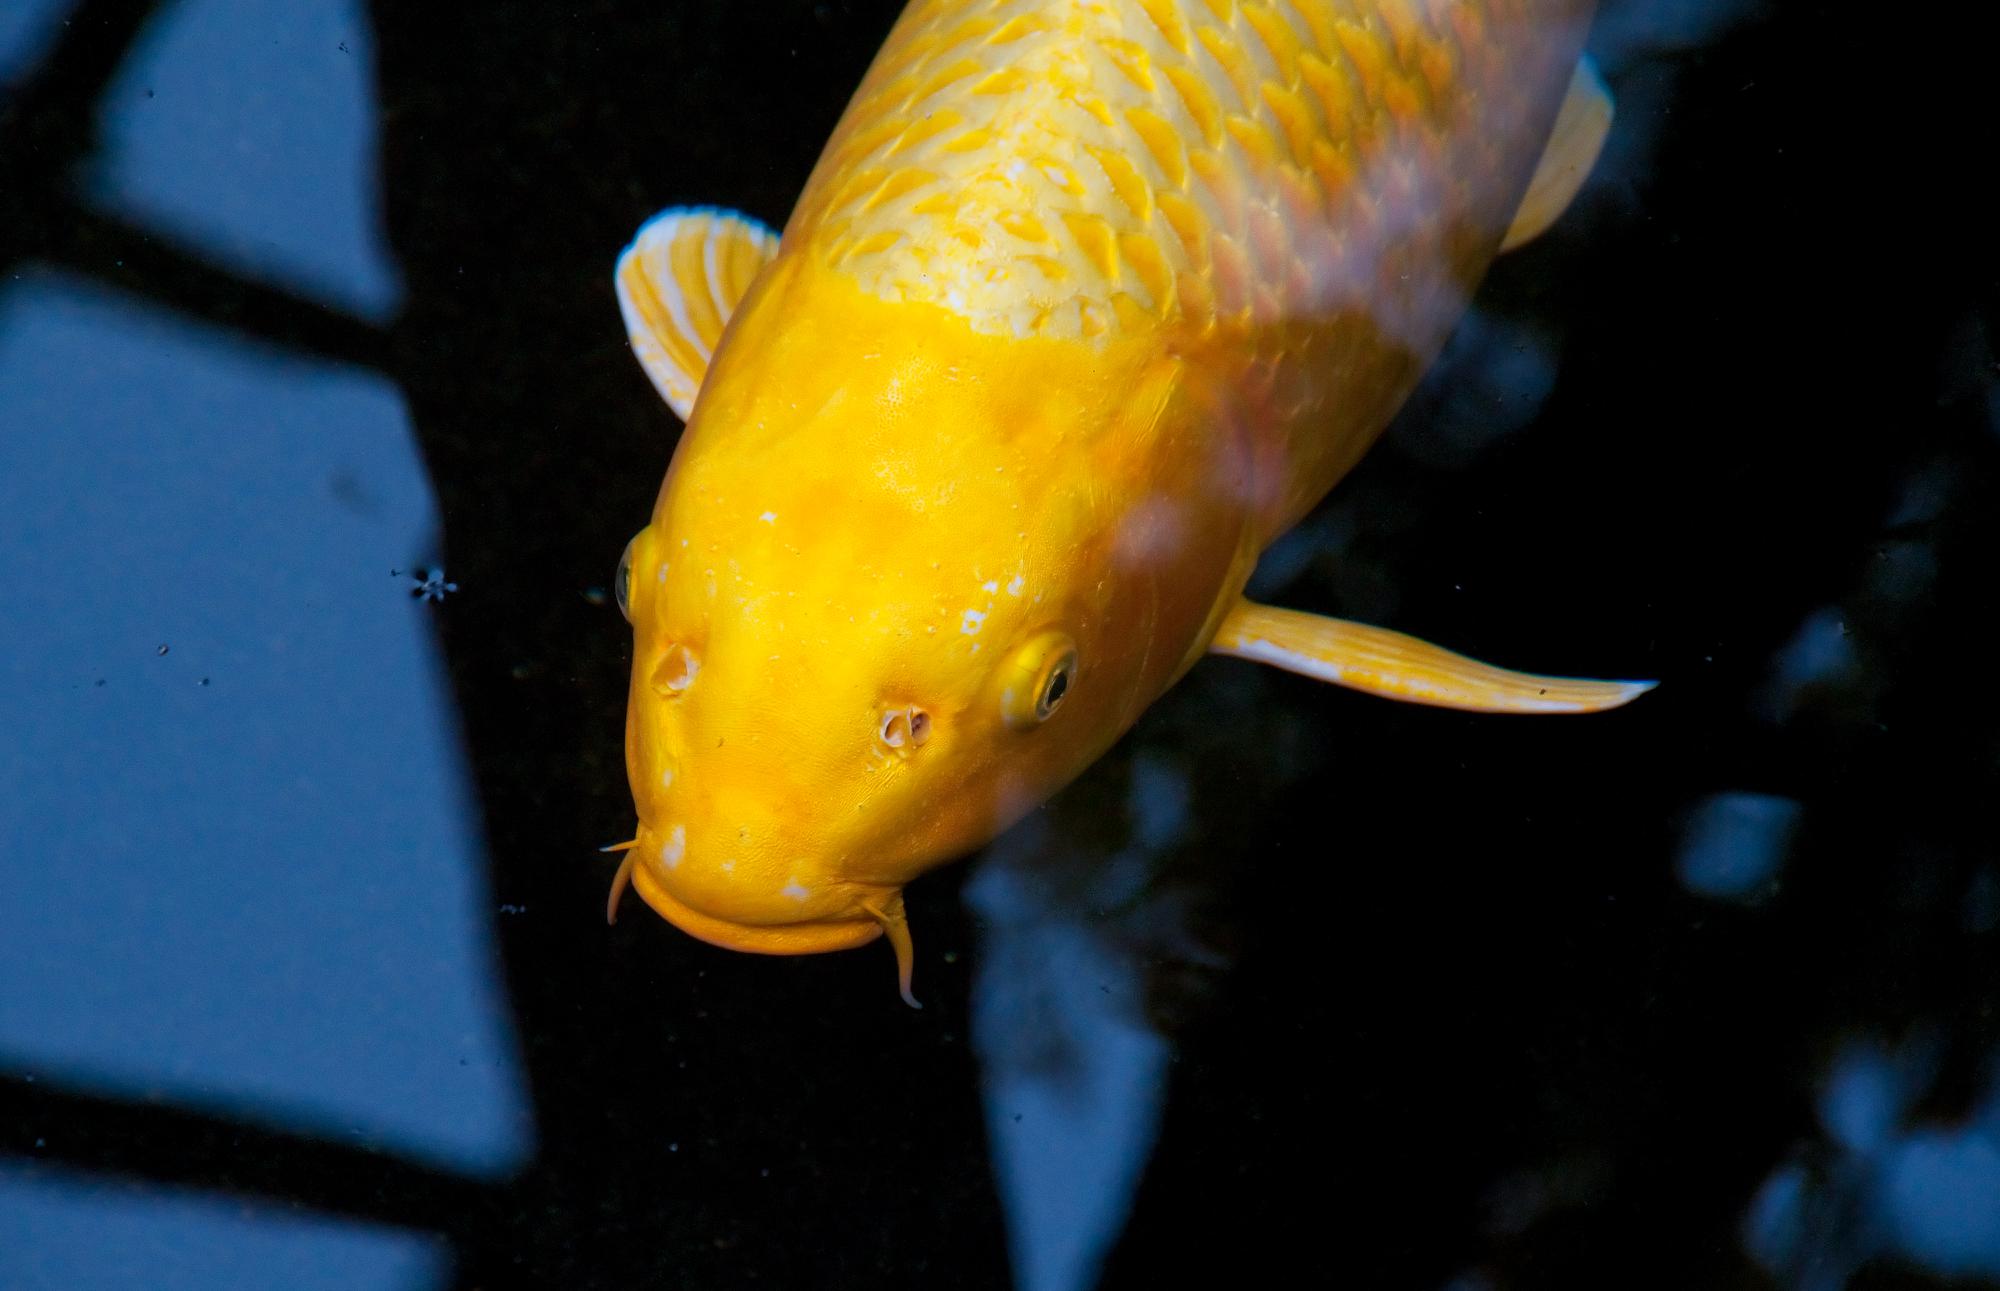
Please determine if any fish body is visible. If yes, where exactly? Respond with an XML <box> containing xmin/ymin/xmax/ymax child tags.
<box><xmin>610</xmin><ymin>0</ymin><xmax>1637</xmax><ymax>999</ymax></box>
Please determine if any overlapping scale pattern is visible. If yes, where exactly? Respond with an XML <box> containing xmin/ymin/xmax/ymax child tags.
<box><xmin>789</xmin><ymin>0</ymin><xmax>1588</xmax><ymax>345</ymax></box>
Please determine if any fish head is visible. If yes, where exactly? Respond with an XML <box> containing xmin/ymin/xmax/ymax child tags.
<box><xmin>613</xmin><ymin>259</ymin><xmax>1257</xmax><ymax>989</ymax></box>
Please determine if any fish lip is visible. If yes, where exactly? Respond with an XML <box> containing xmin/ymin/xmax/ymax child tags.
<box><xmin>628</xmin><ymin>853</ymin><xmax>884</xmax><ymax>956</ymax></box>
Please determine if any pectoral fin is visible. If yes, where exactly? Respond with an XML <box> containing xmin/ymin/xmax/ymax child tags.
<box><xmin>1500</xmin><ymin>56</ymin><xmax>1613</xmax><ymax>253</ymax></box>
<box><xmin>615</xmin><ymin>207</ymin><xmax>780</xmax><ymax>421</ymax></box>
<box><xmin>1211</xmin><ymin>600</ymin><xmax>1653</xmax><ymax>714</ymax></box>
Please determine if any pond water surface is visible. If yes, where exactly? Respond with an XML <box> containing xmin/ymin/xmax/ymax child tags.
<box><xmin>2</xmin><ymin>1</ymin><xmax>1996</xmax><ymax>1288</ymax></box>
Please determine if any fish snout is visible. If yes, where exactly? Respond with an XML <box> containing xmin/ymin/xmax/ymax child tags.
<box><xmin>625</xmin><ymin>819</ymin><xmax>887</xmax><ymax>957</ymax></box>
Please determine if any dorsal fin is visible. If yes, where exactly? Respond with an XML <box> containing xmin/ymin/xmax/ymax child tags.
<box><xmin>1501</xmin><ymin>56</ymin><xmax>1614</xmax><ymax>253</ymax></box>
<box><xmin>615</xmin><ymin>207</ymin><xmax>780</xmax><ymax>421</ymax></box>
<box><xmin>1210</xmin><ymin>600</ymin><xmax>1653</xmax><ymax>714</ymax></box>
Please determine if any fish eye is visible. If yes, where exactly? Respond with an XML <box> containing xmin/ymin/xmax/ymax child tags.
<box><xmin>1039</xmin><ymin>658</ymin><xmax>1071</xmax><ymax>718</ymax></box>
<box><xmin>615</xmin><ymin>533</ymin><xmax>638</xmax><ymax>623</ymax></box>
<box><xmin>1000</xmin><ymin>632</ymin><xmax>1078</xmax><ymax>730</ymax></box>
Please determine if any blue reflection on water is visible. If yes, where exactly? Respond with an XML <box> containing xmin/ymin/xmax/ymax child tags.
<box><xmin>0</xmin><ymin>1160</ymin><xmax>449</xmax><ymax>1291</ymax></box>
<box><xmin>1592</xmin><ymin>0</ymin><xmax>1767</xmax><ymax>67</ymax></box>
<box><xmin>1390</xmin><ymin>307</ymin><xmax>1560</xmax><ymax>471</ymax></box>
<box><xmin>969</xmin><ymin>750</ymin><xmax>1222</xmax><ymax>1291</ymax></box>
<box><xmin>1759</xmin><ymin>607</ymin><xmax>1860</xmax><ymax>722</ymax></box>
<box><xmin>0</xmin><ymin>0</ymin><xmax>77</xmax><ymax>87</ymax></box>
<box><xmin>0</xmin><ymin>269</ymin><xmax>529</xmax><ymax>1176</ymax></box>
<box><xmin>1748</xmin><ymin>1036</ymin><xmax>2000</xmax><ymax>1287</ymax></box>
<box><xmin>1676</xmin><ymin>791</ymin><xmax>1799</xmax><ymax>902</ymax></box>
<box><xmin>86</xmin><ymin>0</ymin><xmax>402</xmax><ymax>321</ymax></box>
<box><xmin>1885</xmin><ymin>1126</ymin><xmax>2000</xmax><ymax>1278</ymax></box>
<box><xmin>970</xmin><ymin>840</ymin><xmax>1170</xmax><ymax>1291</ymax></box>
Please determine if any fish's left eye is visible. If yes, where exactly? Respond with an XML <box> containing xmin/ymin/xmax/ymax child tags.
<box><xmin>615</xmin><ymin>534</ymin><xmax>638</xmax><ymax>623</ymax></box>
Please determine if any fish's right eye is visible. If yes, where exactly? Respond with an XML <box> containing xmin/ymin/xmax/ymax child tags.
<box><xmin>615</xmin><ymin>534</ymin><xmax>639</xmax><ymax>622</ymax></box>
<box><xmin>1000</xmin><ymin>631</ymin><xmax>1079</xmax><ymax>731</ymax></box>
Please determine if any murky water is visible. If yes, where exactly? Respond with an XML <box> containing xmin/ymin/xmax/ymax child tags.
<box><xmin>2</xmin><ymin>2</ymin><xmax>1994</xmax><ymax>1288</ymax></box>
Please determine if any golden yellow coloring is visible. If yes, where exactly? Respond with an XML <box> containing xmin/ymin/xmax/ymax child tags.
<box><xmin>791</xmin><ymin>0</ymin><xmax>1588</xmax><ymax>343</ymax></box>
<box><xmin>612</xmin><ymin>0</ymin><xmax>1634</xmax><ymax>1003</ymax></box>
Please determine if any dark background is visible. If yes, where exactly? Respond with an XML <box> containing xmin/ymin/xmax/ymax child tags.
<box><xmin>3</xmin><ymin>1</ymin><xmax>1995</xmax><ymax>1288</ymax></box>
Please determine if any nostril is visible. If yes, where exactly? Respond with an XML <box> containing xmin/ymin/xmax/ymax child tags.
<box><xmin>653</xmin><ymin>644</ymin><xmax>698</xmax><ymax>697</ymax></box>
<box><xmin>879</xmin><ymin>705</ymin><xmax>931</xmax><ymax>752</ymax></box>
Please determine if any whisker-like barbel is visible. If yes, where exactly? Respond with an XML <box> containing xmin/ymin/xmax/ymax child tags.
<box><xmin>608</xmin><ymin>0</ymin><xmax>1645</xmax><ymax>1002</ymax></box>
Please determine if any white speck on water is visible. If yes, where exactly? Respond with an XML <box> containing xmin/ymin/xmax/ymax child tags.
<box><xmin>1006</xmin><ymin>575</ymin><xmax>1024</xmax><ymax>596</ymax></box>
<box><xmin>661</xmin><ymin>824</ymin><xmax>686</xmax><ymax>868</ymax></box>
<box><xmin>961</xmin><ymin>609</ymin><xmax>986</xmax><ymax>634</ymax></box>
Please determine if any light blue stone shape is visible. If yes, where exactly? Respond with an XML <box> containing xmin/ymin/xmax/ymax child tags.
<box><xmin>1676</xmin><ymin>791</ymin><xmax>1800</xmax><ymax>902</ymax></box>
<box><xmin>0</xmin><ymin>268</ymin><xmax>530</xmax><ymax>1177</ymax></box>
<box><xmin>1885</xmin><ymin>1127</ymin><xmax>2000</xmax><ymax>1279</ymax></box>
<box><xmin>0</xmin><ymin>1160</ymin><xmax>450</xmax><ymax>1291</ymax></box>
<box><xmin>1818</xmin><ymin>1043</ymin><xmax>1903</xmax><ymax>1160</ymax></box>
<box><xmin>970</xmin><ymin>860</ymin><xmax>1170</xmax><ymax>1291</ymax></box>
<box><xmin>0</xmin><ymin>0</ymin><xmax>79</xmax><ymax>86</ymax></box>
<box><xmin>86</xmin><ymin>0</ymin><xmax>402</xmax><ymax>320</ymax></box>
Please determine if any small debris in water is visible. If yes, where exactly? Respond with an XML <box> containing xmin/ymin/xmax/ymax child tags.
<box><xmin>409</xmin><ymin>568</ymin><xmax>459</xmax><ymax>602</ymax></box>
<box><xmin>156</xmin><ymin>644</ymin><xmax>169</xmax><ymax>656</ymax></box>
<box><xmin>582</xmin><ymin>586</ymin><xmax>609</xmax><ymax>607</ymax></box>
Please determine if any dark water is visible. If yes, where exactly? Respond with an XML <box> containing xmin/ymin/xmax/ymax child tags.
<box><xmin>1</xmin><ymin>1</ymin><xmax>1994</xmax><ymax>1288</ymax></box>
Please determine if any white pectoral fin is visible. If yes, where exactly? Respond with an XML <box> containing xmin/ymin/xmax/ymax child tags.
<box><xmin>1210</xmin><ymin>600</ymin><xmax>1654</xmax><ymax>715</ymax></box>
<box><xmin>615</xmin><ymin>207</ymin><xmax>780</xmax><ymax>421</ymax></box>
<box><xmin>1500</xmin><ymin>55</ymin><xmax>1614</xmax><ymax>253</ymax></box>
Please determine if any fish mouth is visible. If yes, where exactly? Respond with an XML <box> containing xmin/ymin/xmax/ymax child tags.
<box><xmin>627</xmin><ymin>856</ymin><xmax>884</xmax><ymax>956</ymax></box>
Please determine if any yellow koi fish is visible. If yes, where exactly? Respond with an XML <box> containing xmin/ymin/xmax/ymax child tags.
<box><xmin>608</xmin><ymin>0</ymin><xmax>1645</xmax><ymax>1004</ymax></box>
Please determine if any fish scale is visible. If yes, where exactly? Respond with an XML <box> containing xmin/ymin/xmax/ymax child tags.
<box><xmin>607</xmin><ymin>0</ymin><xmax>1638</xmax><ymax>1002</ymax></box>
<box><xmin>793</xmin><ymin>0</ymin><xmax>1587</xmax><ymax>345</ymax></box>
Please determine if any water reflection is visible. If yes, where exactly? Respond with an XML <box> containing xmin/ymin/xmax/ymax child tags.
<box><xmin>3</xmin><ymin>0</ymin><xmax>1996</xmax><ymax>1286</ymax></box>
<box><xmin>0</xmin><ymin>0</ymin><xmax>79</xmax><ymax>88</ymax></box>
<box><xmin>0</xmin><ymin>268</ymin><xmax>528</xmax><ymax>1175</ymax></box>
<box><xmin>1389</xmin><ymin>307</ymin><xmax>1561</xmax><ymax>471</ymax></box>
<box><xmin>86</xmin><ymin>0</ymin><xmax>401</xmax><ymax>322</ymax></box>
<box><xmin>0</xmin><ymin>1160</ymin><xmax>449</xmax><ymax>1291</ymax></box>
<box><xmin>971</xmin><ymin>853</ymin><xmax>1169</xmax><ymax>1291</ymax></box>
<box><xmin>969</xmin><ymin>653</ymin><xmax>1322</xmax><ymax>1288</ymax></box>
<box><xmin>1749</xmin><ymin>1035</ymin><xmax>2000</xmax><ymax>1287</ymax></box>
<box><xmin>1677</xmin><ymin>791</ymin><xmax>1799</xmax><ymax>903</ymax></box>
